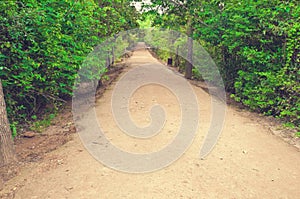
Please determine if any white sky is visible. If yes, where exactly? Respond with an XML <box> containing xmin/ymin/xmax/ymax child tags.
<box><xmin>131</xmin><ymin>0</ymin><xmax>152</xmax><ymax>12</ymax></box>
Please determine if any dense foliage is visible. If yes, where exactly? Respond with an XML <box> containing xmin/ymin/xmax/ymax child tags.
<box><xmin>0</xmin><ymin>0</ymin><xmax>139</xmax><ymax>124</ymax></box>
<box><xmin>141</xmin><ymin>0</ymin><xmax>299</xmax><ymax>128</ymax></box>
<box><xmin>0</xmin><ymin>0</ymin><xmax>299</xmax><ymax>133</ymax></box>
<box><xmin>197</xmin><ymin>0</ymin><xmax>299</xmax><ymax>128</ymax></box>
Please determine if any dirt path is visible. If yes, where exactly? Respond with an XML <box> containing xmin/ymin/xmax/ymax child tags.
<box><xmin>1</xmin><ymin>48</ymin><xmax>300</xmax><ymax>199</ymax></box>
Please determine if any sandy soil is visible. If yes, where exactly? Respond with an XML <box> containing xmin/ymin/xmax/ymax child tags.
<box><xmin>0</xmin><ymin>48</ymin><xmax>300</xmax><ymax>199</ymax></box>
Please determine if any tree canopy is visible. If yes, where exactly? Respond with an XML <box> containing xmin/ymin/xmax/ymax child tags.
<box><xmin>141</xmin><ymin>0</ymin><xmax>299</xmax><ymax>129</ymax></box>
<box><xmin>0</xmin><ymin>0</ymin><xmax>299</xmax><ymax>134</ymax></box>
<box><xmin>0</xmin><ymin>0</ymin><xmax>140</xmax><ymax>126</ymax></box>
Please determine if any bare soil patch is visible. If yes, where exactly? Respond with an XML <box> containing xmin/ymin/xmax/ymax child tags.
<box><xmin>0</xmin><ymin>63</ymin><xmax>126</xmax><ymax>192</ymax></box>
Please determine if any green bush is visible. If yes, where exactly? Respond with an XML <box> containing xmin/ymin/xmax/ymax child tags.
<box><xmin>196</xmin><ymin>0</ymin><xmax>300</xmax><ymax>128</ymax></box>
<box><xmin>146</xmin><ymin>0</ymin><xmax>300</xmax><ymax>128</ymax></box>
<box><xmin>0</xmin><ymin>0</ymin><xmax>139</xmax><ymax>127</ymax></box>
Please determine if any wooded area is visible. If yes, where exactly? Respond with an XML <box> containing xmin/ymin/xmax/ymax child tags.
<box><xmin>0</xmin><ymin>0</ymin><xmax>299</xmax><ymax>166</ymax></box>
<box><xmin>140</xmin><ymin>0</ymin><xmax>299</xmax><ymax>130</ymax></box>
<box><xmin>0</xmin><ymin>0</ymin><xmax>139</xmax><ymax>165</ymax></box>
<box><xmin>0</xmin><ymin>0</ymin><xmax>139</xmax><ymax>127</ymax></box>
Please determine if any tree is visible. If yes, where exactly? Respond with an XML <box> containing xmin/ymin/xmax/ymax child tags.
<box><xmin>141</xmin><ymin>0</ymin><xmax>300</xmax><ymax>128</ymax></box>
<box><xmin>185</xmin><ymin>17</ymin><xmax>193</xmax><ymax>79</ymax></box>
<box><xmin>142</xmin><ymin>0</ymin><xmax>203</xmax><ymax>79</ymax></box>
<box><xmin>0</xmin><ymin>0</ymin><xmax>140</xmax><ymax>124</ymax></box>
<box><xmin>194</xmin><ymin>0</ymin><xmax>300</xmax><ymax>126</ymax></box>
<box><xmin>0</xmin><ymin>80</ymin><xmax>15</xmax><ymax>167</ymax></box>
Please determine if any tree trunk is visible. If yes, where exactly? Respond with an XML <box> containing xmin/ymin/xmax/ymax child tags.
<box><xmin>174</xmin><ymin>45</ymin><xmax>180</xmax><ymax>67</ymax></box>
<box><xmin>0</xmin><ymin>80</ymin><xmax>15</xmax><ymax>167</ymax></box>
<box><xmin>106</xmin><ymin>51</ymin><xmax>111</xmax><ymax>69</ymax></box>
<box><xmin>185</xmin><ymin>18</ymin><xmax>193</xmax><ymax>79</ymax></box>
<box><xmin>111</xmin><ymin>46</ymin><xmax>115</xmax><ymax>66</ymax></box>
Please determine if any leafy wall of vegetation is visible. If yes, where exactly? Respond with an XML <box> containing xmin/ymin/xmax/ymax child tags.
<box><xmin>0</xmin><ymin>0</ymin><xmax>139</xmax><ymax>127</ymax></box>
<box><xmin>142</xmin><ymin>0</ymin><xmax>299</xmax><ymax>129</ymax></box>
